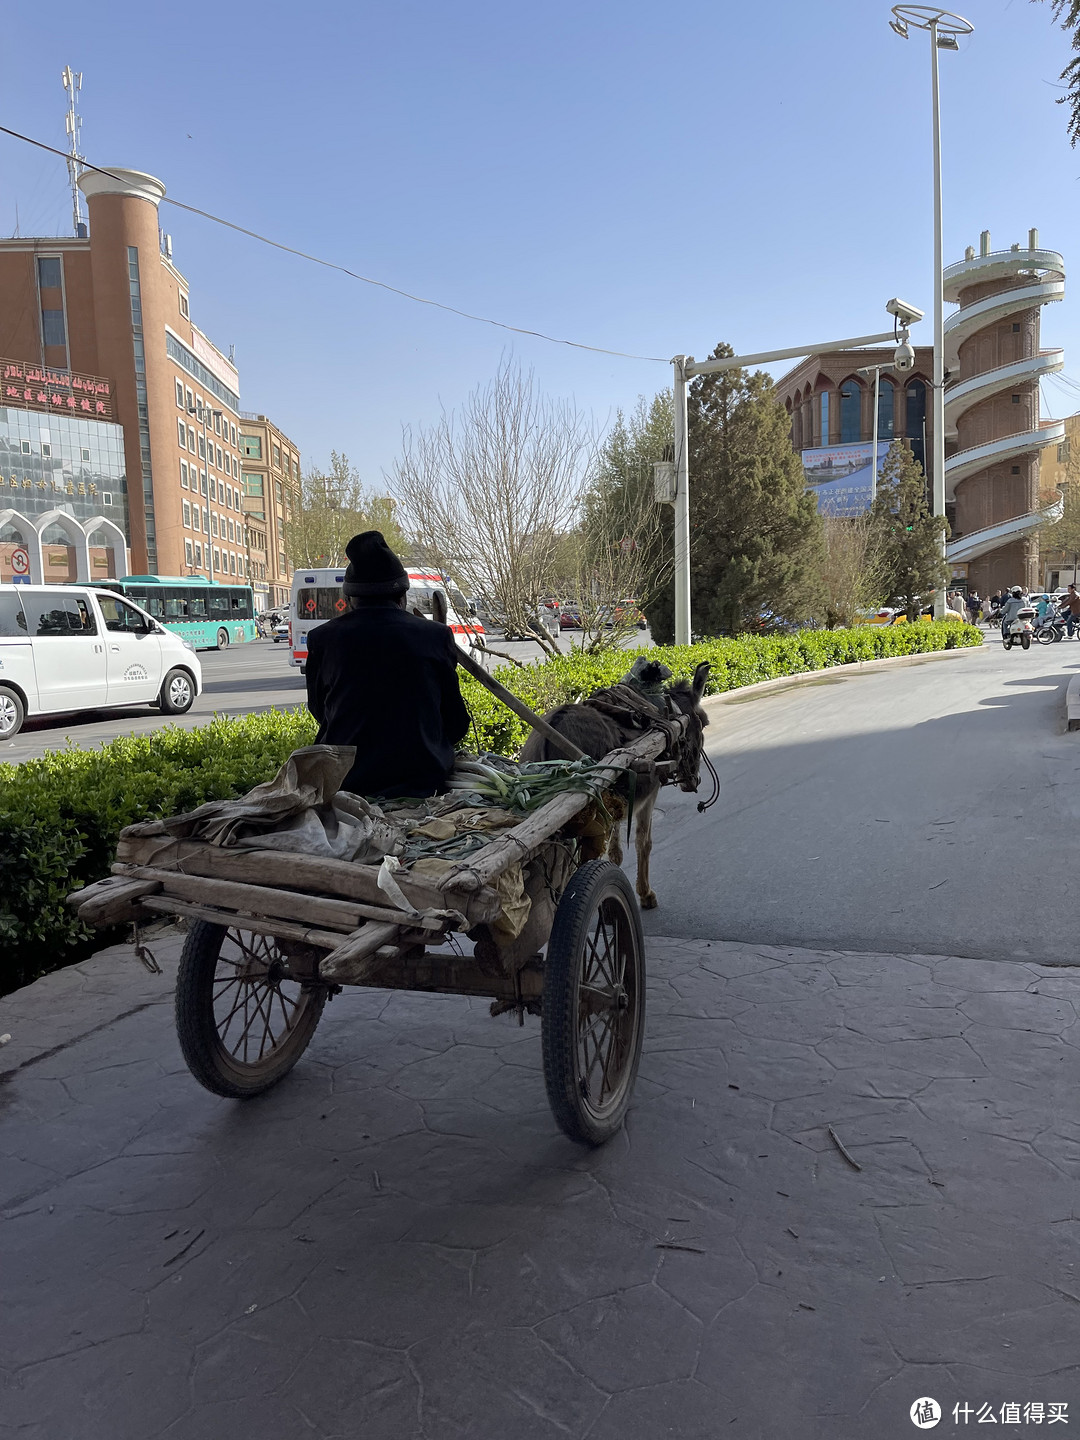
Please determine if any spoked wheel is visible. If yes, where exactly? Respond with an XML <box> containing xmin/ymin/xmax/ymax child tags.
<box><xmin>175</xmin><ymin>921</ymin><xmax>328</xmax><ymax>1098</ymax></box>
<box><xmin>541</xmin><ymin>859</ymin><xmax>646</xmax><ymax>1145</ymax></box>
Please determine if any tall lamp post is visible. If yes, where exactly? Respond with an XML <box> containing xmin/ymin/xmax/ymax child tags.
<box><xmin>890</xmin><ymin>5</ymin><xmax>973</xmax><ymax>617</ymax></box>
<box><xmin>663</xmin><ymin>305</ymin><xmax>921</xmax><ymax>645</ymax></box>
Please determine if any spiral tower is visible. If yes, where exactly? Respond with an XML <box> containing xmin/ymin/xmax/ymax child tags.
<box><xmin>942</xmin><ymin>229</ymin><xmax>1065</xmax><ymax>593</ymax></box>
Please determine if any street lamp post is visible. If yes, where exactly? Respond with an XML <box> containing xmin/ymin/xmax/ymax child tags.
<box><xmin>890</xmin><ymin>5</ymin><xmax>973</xmax><ymax>617</ymax></box>
<box><xmin>665</xmin><ymin>313</ymin><xmax>921</xmax><ymax>645</ymax></box>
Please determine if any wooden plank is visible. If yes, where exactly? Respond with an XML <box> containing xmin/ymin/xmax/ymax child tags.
<box><xmin>347</xmin><ymin>954</ymin><xmax>545</xmax><ymax>1001</ymax></box>
<box><xmin>113</xmin><ymin>834</ymin><xmax>502</xmax><ymax>925</ymax></box>
<box><xmin>318</xmin><ymin>923</ymin><xmax>404</xmax><ymax>984</ymax></box>
<box><xmin>111</xmin><ymin>863</ymin><xmax>452</xmax><ymax>934</ymax></box>
<box><xmin>139</xmin><ymin>896</ymin><xmax>346</xmax><ymax>951</ymax></box>
<box><xmin>70</xmin><ymin>876</ymin><xmax>162</xmax><ymax>927</ymax></box>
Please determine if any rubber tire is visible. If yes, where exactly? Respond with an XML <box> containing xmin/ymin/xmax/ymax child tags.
<box><xmin>158</xmin><ymin>668</ymin><xmax>195</xmax><ymax>714</ymax></box>
<box><xmin>541</xmin><ymin>859</ymin><xmax>646</xmax><ymax>1146</ymax></box>
<box><xmin>1003</xmin><ymin>637</ymin><xmax>1013</xmax><ymax>649</ymax></box>
<box><xmin>175</xmin><ymin>920</ymin><xmax>328</xmax><ymax>1098</ymax></box>
<box><xmin>216</xmin><ymin>627</ymin><xmax>230</xmax><ymax>649</ymax></box>
<box><xmin>1037</xmin><ymin>628</ymin><xmax>1056</xmax><ymax>645</ymax></box>
<box><xmin>0</xmin><ymin>685</ymin><xmax>25</xmax><ymax>740</ymax></box>
<box><xmin>1021</xmin><ymin>633</ymin><xmax>1031</xmax><ymax>650</ymax></box>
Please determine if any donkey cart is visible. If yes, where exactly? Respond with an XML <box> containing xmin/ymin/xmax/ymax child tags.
<box><xmin>70</xmin><ymin>706</ymin><xmax>698</xmax><ymax>1146</ymax></box>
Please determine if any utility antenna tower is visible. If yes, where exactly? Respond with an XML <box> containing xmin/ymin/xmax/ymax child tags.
<box><xmin>62</xmin><ymin>67</ymin><xmax>86</xmax><ymax>237</ymax></box>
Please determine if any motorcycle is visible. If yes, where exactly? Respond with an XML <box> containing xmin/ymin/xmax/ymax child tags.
<box><xmin>1034</xmin><ymin>610</ymin><xmax>1065</xmax><ymax>645</ymax></box>
<box><xmin>1002</xmin><ymin>605</ymin><xmax>1036</xmax><ymax>651</ymax></box>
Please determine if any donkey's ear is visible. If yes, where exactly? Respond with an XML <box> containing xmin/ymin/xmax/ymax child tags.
<box><xmin>692</xmin><ymin>661</ymin><xmax>711</xmax><ymax>699</ymax></box>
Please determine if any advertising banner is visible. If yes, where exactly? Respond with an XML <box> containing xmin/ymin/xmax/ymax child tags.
<box><xmin>802</xmin><ymin>442</ymin><xmax>888</xmax><ymax>517</ymax></box>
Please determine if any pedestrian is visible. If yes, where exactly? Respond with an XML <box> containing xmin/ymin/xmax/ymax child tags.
<box><xmin>1061</xmin><ymin>583</ymin><xmax>1080</xmax><ymax>637</ymax></box>
<box><xmin>966</xmin><ymin>591</ymin><xmax>982</xmax><ymax>624</ymax></box>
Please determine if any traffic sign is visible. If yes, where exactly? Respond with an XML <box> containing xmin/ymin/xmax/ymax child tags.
<box><xmin>10</xmin><ymin>547</ymin><xmax>29</xmax><ymax>577</ymax></box>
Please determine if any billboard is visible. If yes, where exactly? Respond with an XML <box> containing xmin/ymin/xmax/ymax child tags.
<box><xmin>802</xmin><ymin>441</ymin><xmax>888</xmax><ymax>517</ymax></box>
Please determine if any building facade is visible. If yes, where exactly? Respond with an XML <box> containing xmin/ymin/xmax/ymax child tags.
<box><xmin>0</xmin><ymin>166</ymin><xmax>300</xmax><ymax>601</ymax></box>
<box><xmin>237</xmin><ymin>414</ymin><xmax>301</xmax><ymax>610</ymax></box>
<box><xmin>0</xmin><ymin>386</ymin><xmax>128</xmax><ymax>583</ymax></box>
<box><xmin>776</xmin><ymin>229</ymin><xmax>1066</xmax><ymax>595</ymax></box>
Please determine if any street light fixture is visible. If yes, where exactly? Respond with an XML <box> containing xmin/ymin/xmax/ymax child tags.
<box><xmin>663</xmin><ymin>305</ymin><xmax>922</xmax><ymax>645</ymax></box>
<box><xmin>890</xmin><ymin>4</ymin><xmax>973</xmax><ymax>617</ymax></box>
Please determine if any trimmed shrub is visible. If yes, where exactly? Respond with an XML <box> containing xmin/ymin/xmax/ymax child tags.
<box><xmin>0</xmin><ymin>620</ymin><xmax>979</xmax><ymax>994</ymax></box>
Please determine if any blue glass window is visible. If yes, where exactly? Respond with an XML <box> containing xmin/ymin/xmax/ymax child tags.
<box><xmin>819</xmin><ymin>391</ymin><xmax>829</xmax><ymax>445</ymax></box>
<box><xmin>41</xmin><ymin>310</ymin><xmax>66</xmax><ymax>346</ymax></box>
<box><xmin>840</xmin><ymin>381</ymin><xmax>861</xmax><ymax>443</ymax></box>
<box><xmin>877</xmin><ymin>377</ymin><xmax>895</xmax><ymax>439</ymax></box>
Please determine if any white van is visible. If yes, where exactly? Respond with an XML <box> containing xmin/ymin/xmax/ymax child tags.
<box><xmin>0</xmin><ymin>584</ymin><xmax>203</xmax><ymax>740</ymax></box>
<box><xmin>289</xmin><ymin>566</ymin><xmax>486</xmax><ymax>672</ymax></box>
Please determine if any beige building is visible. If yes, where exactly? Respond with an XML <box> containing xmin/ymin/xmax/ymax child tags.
<box><xmin>238</xmin><ymin>414</ymin><xmax>301</xmax><ymax>609</ymax></box>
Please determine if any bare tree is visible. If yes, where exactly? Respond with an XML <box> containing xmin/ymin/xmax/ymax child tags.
<box><xmin>286</xmin><ymin>451</ymin><xmax>406</xmax><ymax>569</ymax></box>
<box><xmin>391</xmin><ymin>359</ymin><xmax>593</xmax><ymax>656</ymax></box>
<box><xmin>819</xmin><ymin>514</ymin><xmax>888</xmax><ymax>628</ymax></box>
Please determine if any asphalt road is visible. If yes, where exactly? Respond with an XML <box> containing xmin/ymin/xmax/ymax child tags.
<box><xmin>641</xmin><ymin>638</ymin><xmax>1080</xmax><ymax>964</ymax></box>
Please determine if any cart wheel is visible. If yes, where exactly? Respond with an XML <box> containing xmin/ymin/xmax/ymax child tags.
<box><xmin>541</xmin><ymin>859</ymin><xmax>646</xmax><ymax>1145</ymax></box>
<box><xmin>175</xmin><ymin>922</ymin><xmax>328</xmax><ymax>1098</ymax></box>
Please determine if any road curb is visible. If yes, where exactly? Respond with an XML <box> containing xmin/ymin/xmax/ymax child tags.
<box><xmin>702</xmin><ymin>640</ymin><xmax>984</xmax><ymax>712</ymax></box>
<box><xmin>1066</xmin><ymin>672</ymin><xmax>1080</xmax><ymax>731</ymax></box>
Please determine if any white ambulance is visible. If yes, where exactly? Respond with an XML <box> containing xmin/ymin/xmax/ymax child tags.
<box><xmin>289</xmin><ymin>566</ymin><xmax>486</xmax><ymax>672</ymax></box>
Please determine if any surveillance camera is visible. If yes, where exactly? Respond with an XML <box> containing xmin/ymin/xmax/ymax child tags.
<box><xmin>894</xmin><ymin>339</ymin><xmax>916</xmax><ymax>373</ymax></box>
<box><xmin>886</xmin><ymin>297</ymin><xmax>925</xmax><ymax>326</ymax></box>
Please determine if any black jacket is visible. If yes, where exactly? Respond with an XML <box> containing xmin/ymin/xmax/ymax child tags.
<box><xmin>305</xmin><ymin>603</ymin><xmax>470</xmax><ymax>798</ymax></box>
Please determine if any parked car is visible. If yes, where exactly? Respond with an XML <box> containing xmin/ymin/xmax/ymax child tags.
<box><xmin>0</xmin><ymin>584</ymin><xmax>202</xmax><ymax>740</ymax></box>
<box><xmin>559</xmin><ymin>606</ymin><xmax>582</xmax><ymax>630</ymax></box>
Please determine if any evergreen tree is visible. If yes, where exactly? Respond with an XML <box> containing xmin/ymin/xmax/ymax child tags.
<box><xmin>645</xmin><ymin>344</ymin><xmax>823</xmax><ymax>640</ymax></box>
<box><xmin>1034</xmin><ymin>1</ymin><xmax>1080</xmax><ymax>145</ymax></box>
<box><xmin>870</xmin><ymin>440</ymin><xmax>949</xmax><ymax>620</ymax></box>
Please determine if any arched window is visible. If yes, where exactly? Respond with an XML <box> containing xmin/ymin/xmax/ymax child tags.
<box><xmin>840</xmin><ymin>380</ymin><xmax>862</xmax><ymax>443</ymax></box>
<box><xmin>819</xmin><ymin>389</ymin><xmax>830</xmax><ymax>446</ymax></box>
<box><xmin>905</xmin><ymin>379</ymin><xmax>926</xmax><ymax>437</ymax></box>
<box><xmin>41</xmin><ymin>522</ymin><xmax>74</xmax><ymax>545</ymax></box>
<box><xmin>877</xmin><ymin>377</ymin><xmax>895</xmax><ymax>440</ymax></box>
<box><xmin>906</xmin><ymin>379</ymin><xmax>927</xmax><ymax>468</ymax></box>
<box><xmin>0</xmin><ymin>523</ymin><xmax>26</xmax><ymax>545</ymax></box>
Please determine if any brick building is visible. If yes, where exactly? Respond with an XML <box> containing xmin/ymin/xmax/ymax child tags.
<box><xmin>775</xmin><ymin>229</ymin><xmax>1066</xmax><ymax>595</ymax></box>
<box><xmin>0</xmin><ymin>165</ymin><xmax>299</xmax><ymax>598</ymax></box>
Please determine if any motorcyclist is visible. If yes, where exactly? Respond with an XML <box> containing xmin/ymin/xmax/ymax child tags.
<box><xmin>998</xmin><ymin>586</ymin><xmax>1027</xmax><ymax>640</ymax></box>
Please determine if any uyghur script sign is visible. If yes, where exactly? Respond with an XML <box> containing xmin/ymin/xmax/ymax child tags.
<box><xmin>1</xmin><ymin>359</ymin><xmax>113</xmax><ymax>419</ymax></box>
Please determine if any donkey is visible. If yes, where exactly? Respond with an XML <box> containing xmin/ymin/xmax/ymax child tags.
<box><xmin>520</xmin><ymin>660</ymin><xmax>711</xmax><ymax>909</ymax></box>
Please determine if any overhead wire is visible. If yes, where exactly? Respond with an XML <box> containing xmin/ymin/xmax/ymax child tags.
<box><xmin>0</xmin><ymin>124</ymin><xmax>669</xmax><ymax>365</ymax></box>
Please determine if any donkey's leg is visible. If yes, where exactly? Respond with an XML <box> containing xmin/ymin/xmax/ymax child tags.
<box><xmin>634</xmin><ymin>789</ymin><xmax>658</xmax><ymax>909</ymax></box>
<box><xmin>608</xmin><ymin>820</ymin><xmax>624</xmax><ymax>868</ymax></box>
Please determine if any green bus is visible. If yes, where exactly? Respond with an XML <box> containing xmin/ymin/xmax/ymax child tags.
<box><xmin>88</xmin><ymin>575</ymin><xmax>258</xmax><ymax>651</ymax></box>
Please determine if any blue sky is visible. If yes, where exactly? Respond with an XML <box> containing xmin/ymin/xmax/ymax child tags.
<box><xmin>2</xmin><ymin>0</ymin><xmax>1079</xmax><ymax>486</ymax></box>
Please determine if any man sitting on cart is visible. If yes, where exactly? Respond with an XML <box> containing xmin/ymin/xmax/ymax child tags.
<box><xmin>305</xmin><ymin>531</ymin><xmax>470</xmax><ymax>798</ymax></box>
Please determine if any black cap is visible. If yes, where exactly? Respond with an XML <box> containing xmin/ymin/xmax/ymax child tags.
<box><xmin>342</xmin><ymin>531</ymin><xmax>409</xmax><ymax>598</ymax></box>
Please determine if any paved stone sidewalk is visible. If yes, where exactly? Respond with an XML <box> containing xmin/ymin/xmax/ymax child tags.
<box><xmin>2</xmin><ymin>932</ymin><xmax>1080</xmax><ymax>1439</ymax></box>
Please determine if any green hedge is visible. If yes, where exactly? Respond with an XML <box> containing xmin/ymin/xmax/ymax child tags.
<box><xmin>0</xmin><ymin>620</ymin><xmax>979</xmax><ymax>995</ymax></box>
